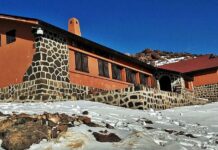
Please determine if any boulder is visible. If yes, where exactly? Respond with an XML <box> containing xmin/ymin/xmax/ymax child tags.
<box><xmin>82</xmin><ymin>111</ymin><xmax>89</xmax><ymax>115</ymax></box>
<box><xmin>93</xmin><ymin>132</ymin><xmax>121</xmax><ymax>142</ymax></box>
<box><xmin>0</xmin><ymin>119</ymin><xmax>16</xmax><ymax>138</ymax></box>
<box><xmin>106</xmin><ymin>123</ymin><xmax>114</xmax><ymax>129</ymax></box>
<box><xmin>78</xmin><ymin>116</ymin><xmax>91</xmax><ymax>124</ymax></box>
<box><xmin>1</xmin><ymin>121</ymin><xmax>50</xmax><ymax>150</ymax></box>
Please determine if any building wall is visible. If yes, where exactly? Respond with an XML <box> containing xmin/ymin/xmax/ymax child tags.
<box><xmin>0</xmin><ymin>78</ymin><xmax>89</xmax><ymax>102</ymax></box>
<box><xmin>192</xmin><ymin>69</ymin><xmax>218</xmax><ymax>86</ymax></box>
<box><xmin>87</xmin><ymin>85</ymin><xmax>207</xmax><ymax>110</ymax></box>
<box><xmin>23</xmin><ymin>30</ymin><xmax>69</xmax><ymax>82</ymax></box>
<box><xmin>0</xmin><ymin>19</ymin><xmax>156</xmax><ymax>101</ymax></box>
<box><xmin>0</xmin><ymin>28</ymin><xmax>92</xmax><ymax>102</ymax></box>
<box><xmin>0</xmin><ymin>19</ymin><xmax>35</xmax><ymax>88</ymax></box>
<box><xmin>68</xmin><ymin>46</ymin><xmax>154</xmax><ymax>90</ymax></box>
<box><xmin>0</xmin><ymin>17</ymin><xmax>215</xmax><ymax>104</ymax></box>
<box><xmin>0</xmin><ymin>18</ymin><xmax>155</xmax><ymax>98</ymax></box>
<box><xmin>194</xmin><ymin>83</ymin><xmax>218</xmax><ymax>102</ymax></box>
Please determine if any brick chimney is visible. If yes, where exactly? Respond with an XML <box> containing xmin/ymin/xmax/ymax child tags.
<box><xmin>68</xmin><ymin>18</ymin><xmax>81</xmax><ymax>36</ymax></box>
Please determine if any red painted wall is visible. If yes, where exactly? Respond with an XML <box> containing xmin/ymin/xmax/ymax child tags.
<box><xmin>0</xmin><ymin>19</ymin><xmax>35</xmax><ymax>88</ymax></box>
<box><xmin>68</xmin><ymin>46</ymin><xmax>154</xmax><ymax>90</ymax></box>
<box><xmin>193</xmin><ymin>69</ymin><xmax>218</xmax><ymax>86</ymax></box>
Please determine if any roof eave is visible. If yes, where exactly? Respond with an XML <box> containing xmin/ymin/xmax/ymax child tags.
<box><xmin>0</xmin><ymin>13</ymin><xmax>39</xmax><ymax>25</ymax></box>
<box><xmin>184</xmin><ymin>66</ymin><xmax>218</xmax><ymax>75</ymax></box>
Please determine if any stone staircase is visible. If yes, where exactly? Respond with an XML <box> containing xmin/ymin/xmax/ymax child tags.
<box><xmin>173</xmin><ymin>83</ymin><xmax>182</xmax><ymax>94</ymax></box>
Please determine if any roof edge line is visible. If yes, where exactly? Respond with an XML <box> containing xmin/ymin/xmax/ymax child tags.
<box><xmin>0</xmin><ymin>14</ymin><xmax>39</xmax><ymax>25</ymax></box>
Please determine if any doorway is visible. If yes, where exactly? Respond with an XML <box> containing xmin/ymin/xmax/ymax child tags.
<box><xmin>159</xmin><ymin>76</ymin><xmax>172</xmax><ymax>92</ymax></box>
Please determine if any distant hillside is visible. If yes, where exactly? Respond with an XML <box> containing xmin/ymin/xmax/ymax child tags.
<box><xmin>131</xmin><ymin>48</ymin><xmax>201</xmax><ymax>66</ymax></box>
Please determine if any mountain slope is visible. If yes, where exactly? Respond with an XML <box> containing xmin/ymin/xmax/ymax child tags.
<box><xmin>131</xmin><ymin>48</ymin><xmax>201</xmax><ymax>66</ymax></box>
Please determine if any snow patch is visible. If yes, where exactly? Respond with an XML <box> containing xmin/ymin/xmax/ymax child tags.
<box><xmin>0</xmin><ymin>101</ymin><xmax>217</xmax><ymax>150</ymax></box>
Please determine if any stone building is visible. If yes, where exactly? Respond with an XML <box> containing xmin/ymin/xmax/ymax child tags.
<box><xmin>158</xmin><ymin>55</ymin><xmax>218</xmax><ymax>101</ymax></box>
<box><xmin>0</xmin><ymin>14</ymin><xmax>156</xmax><ymax>101</ymax></box>
<box><xmin>0</xmin><ymin>14</ymin><xmax>216</xmax><ymax>104</ymax></box>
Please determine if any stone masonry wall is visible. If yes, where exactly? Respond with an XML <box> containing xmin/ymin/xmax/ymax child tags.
<box><xmin>0</xmin><ymin>79</ymin><xmax>89</xmax><ymax>102</ymax></box>
<box><xmin>87</xmin><ymin>85</ymin><xmax>208</xmax><ymax>110</ymax></box>
<box><xmin>155</xmin><ymin>70</ymin><xmax>184</xmax><ymax>93</ymax></box>
<box><xmin>194</xmin><ymin>83</ymin><xmax>218</xmax><ymax>102</ymax></box>
<box><xmin>23</xmin><ymin>30</ymin><xmax>69</xmax><ymax>82</ymax></box>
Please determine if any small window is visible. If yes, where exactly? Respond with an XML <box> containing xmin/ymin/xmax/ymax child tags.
<box><xmin>98</xmin><ymin>59</ymin><xmax>109</xmax><ymax>78</ymax></box>
<box><xmin>126</xmin><ymin>68</ymin><xmax>136</xmax><ymax>84</ymax></box>
<box><xmin>112</xmin><ymin>64</ymin><xmax>122</xmax><ymax>80</ymax></box>
<box><xmin>75</xmin><ymin>52</ymin><xmax>89</xmax><ymax>72</ymax></box>
<box><xmin>6</xmin><ymin>30</ymin><xmax>16</xmax><ymax>44</ymax></box>
<box><xmin>140</xmin><ymin>73</ymin><xmax>148</xmax><ymax>85</ymax></box>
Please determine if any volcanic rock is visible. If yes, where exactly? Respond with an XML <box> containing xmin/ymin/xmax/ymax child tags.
<box><xmin>93</xmin><ymin>132</ymin><xmax>121</xmax><ymax>142</ymax></box>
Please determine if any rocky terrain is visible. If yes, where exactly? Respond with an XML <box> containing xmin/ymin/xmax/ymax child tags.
<box><xmin>0</xmin><ymin>101</ymin><xmax>217</xmax><ymax>150</ymax></box>
<box><xmin>131</xmin><ymin>48</ymin><xmax>201</xmax><ymax>66</ymax></box>
<box><xmin>0</xmin><ymin>111</ymin><xmax>120</xmax><ymax>150</ymax></box>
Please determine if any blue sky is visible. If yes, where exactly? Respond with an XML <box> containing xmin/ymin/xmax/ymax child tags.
<box><xmin>1</xmin><ymin>0</ymin><xmax>218</xmax><ymax>54</ymax></box>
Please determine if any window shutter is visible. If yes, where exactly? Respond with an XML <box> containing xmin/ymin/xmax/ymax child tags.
<box><xmin>103</xmin><ymin>62</ymin><xmax>109</xmax><ymax>77</ymax></box>
<box><xmin>112</xmin><ymin>64</ymin><xmax>117</xmax><ymax>79</ymax></box>
<box><xmin>126</xmin><ymin>69</ymin><xmax>131</xmax><ymax>83</ymax></box>
<box><xmin>82</xmin><ymin>54</ymin><xmax>89</xmax><ymax>72</ymax></box>
<box><xmin>98</xmin><ymin>59</ymin><xmax>103</xmax><ymax>76</ymax></box>
<box><xmin>112</xmin><ymin>65</ymin><xmax>121</xmax><ymax>80</ymax></box>
<box><xmin>140</xmin><ymin>73</ymin><xmax>147</xmax><ymax>85</ymax></box>
<box><xmin>75</xmin><ymin>52</ymin><xmax>82</xmax><ymax>71</ymax></box>
<box><xmin>126</xmin><ymin>69</ymin><xmax>136</xmax><ymax>84</ymax></box>
<box><xmin>117</xmin><ymin>66</ymin><xmax>121</xmax><ymax>80</ymax></box>
<box><xmin>6</xmin><ymin>30</ymin><xmax>16</xmax><ymax>44</ymax></box>
<box><xmin>131</xmin><ymin>72</ymin><xmax>136</xmax><ymax>84</ymax></box>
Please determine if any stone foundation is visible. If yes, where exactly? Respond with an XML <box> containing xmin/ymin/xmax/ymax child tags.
<box><xmin>87</xmin><ymin>85</ymin><xmax>208</xmax><ymax>110</ymax></box>
<box><xmin>0</xmin><ymin>82</ymin><xmax>208</xmax><ymax>110</ymax></box>
<box><xmin>0</xmin><ymin>79</ymin><xmax>89</xmax><ymax>102</ymax></box>
<box><xmin>194</xmin><ymin>83</ymin><xmax>218</xmax><ymax>102</ymax></box>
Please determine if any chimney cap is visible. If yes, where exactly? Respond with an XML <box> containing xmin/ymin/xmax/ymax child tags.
<box><xmin>68</xmin><ymin>17</ymin><xmax>81</xmax><ymax>36</ymax></box>
<box><xmin>69</xmin><ymin>18</ymin><xmax>79</xmax><ymax>24</ymax></box>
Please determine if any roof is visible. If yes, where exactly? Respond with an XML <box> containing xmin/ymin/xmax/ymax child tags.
<box><xmin>0</xmin><ymin>13</ymin><xmax>155</xmax><ymax>72</ymax></box>
<box><xmin>158</xmin><ymin>55</ymin><xmax>218</xmax><ymax>73</ymax></box>
<box><xmin>0</xmin><ymin>13</ymin><xmax>38</xmax><ymax>24</ymax></box>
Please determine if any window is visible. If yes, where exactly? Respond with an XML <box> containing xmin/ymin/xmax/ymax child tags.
<box><xmin>6</xmin><ymin>30</ymin><xmax>16</xmax><ymax>44</ymax></box>
<box><xmin>139</xmin><ymin>73</ymin><xmax>148</xmax><ymax>85</ymax></box>
<box><xmin>75</xmin><ymin>52</ymin><xmax>89</xmax><ymax>72</ymax></box>
<box><xmin>112</xmin><ymin>64</ymin><xmax>122</xmax><ymax>80</ymax></box>
<box><xmin>126</xmin><ymin>68</ymin><xmax>136</xmax><ymax>84</ymax></box>
<box><xmin>98</xmin><ymin>59</ymin><xmax>109</xmax><ymax>78</ymax></box>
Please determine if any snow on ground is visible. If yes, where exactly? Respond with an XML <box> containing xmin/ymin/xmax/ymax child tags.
<box><xmin>0</xmin><ymin>101</ymin><xmax>218</xmax><ymax>150</ymax></box>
